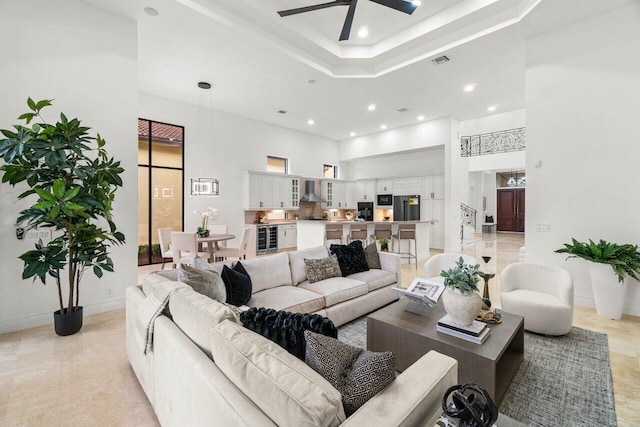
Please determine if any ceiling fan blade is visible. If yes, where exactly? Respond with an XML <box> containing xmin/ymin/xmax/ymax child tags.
<box><xmin>368</xmin><ymin>0</ymin><xmax>417</xmax><ymax>15</ymax></box>
<box><xmin>278</xmin><ymin>1</ymin><xmax>350</xmax><ymax>17</ymax></box>
<box><xmin>339</xmin><ymin>0</ymin><xmax>358</xmax><ymax>41</ymax></box>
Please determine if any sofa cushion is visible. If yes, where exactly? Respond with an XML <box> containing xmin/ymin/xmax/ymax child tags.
<box><xmin>240</xmin><ymin>308</ymin><xmax>337</xmax><ymax>360</ymax></box>
<box><xmin>210</xmin><ymin>319</ymin><xmax>346</xmax><ymax>427</ymax></box>
<box><xmin>221</xmin><ymin>262</ymin><xmax>252</xmax><ymax>306</ymax></box>
<box><xmin>347</xmin><ymin>269</ymin><xmax>397</xmax><ymax>292</ymax></box>
<box><xmin>364</xmin><ymin>243</ymin><xmax>381</xmax><ymax>269</ymax></box>
<box><xmin>298</xmin><ymin>277</ymin><xmax>368</xmax><ymax>307</ymax></box>
<box><xmin>304</xmin><ymin>255</ymin><xmax>342</xmax><ymax>283</ymax></box>
<box><xmin>249</xmin><ymin>286</ymin><xmax>326</xmax><ymax>314</ymax></box>
<box><xmin>304</xmin><ymin>330</ymin><xmax>396</xmax><ymax>417</ymax></box>
<box><xmin>142</xmin><ymin>271</ymin><xmax>185</xmax><ymax>296</ymax></box>
<box><xmin>168</xmin><ymin>287</ymin><xmax>239</xmax><ymax>358</ymax></box>
<box><xmin>289</xmin><ymin>246</ymin><xmax>330</xmax><ymax>285</ymax></box>
<box><xmin>241</xmin><ymin>252</ymin><xmax>293</xmax><ymax>293</ymax></box>
<box><xmin>178</xmin><ymin>264</ymin><xmax>227</xmax><ymax>302</ymax></box>
<box><xmin>330</xmin><ymin>241</ymin><xmax>370</xmax><ymax>277</ymax></box>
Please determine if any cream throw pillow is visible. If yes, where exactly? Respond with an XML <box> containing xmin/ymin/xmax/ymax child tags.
<box><xmin>210</xmin><ymin>320</ymin><xmax>346</xmax><ymax>427</ymax></box>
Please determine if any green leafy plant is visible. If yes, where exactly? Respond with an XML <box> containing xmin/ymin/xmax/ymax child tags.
<box><xmin>555</xmin><ymin>238</ymin><xmax>640</xmax><ymax>283</ymax></box>
<box><xmin>0</xmin><ymin>98</ymin><xmax>125</xmax><ymax>314</ymax></box>
<box><xmin>378</xmin><ymin>237</ymin><xmax>389</xmax><ymax>245</ymax></box>
<box><xmin>440</xmin><ymin>257</ymin><xmax>481</xmax><ymax>294</ymax></box>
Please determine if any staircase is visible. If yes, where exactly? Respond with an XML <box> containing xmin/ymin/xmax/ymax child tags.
<box><xmin>460</xmin><ymin>203</ymin><xmax>477</xmax><ymax>246</ymax></box>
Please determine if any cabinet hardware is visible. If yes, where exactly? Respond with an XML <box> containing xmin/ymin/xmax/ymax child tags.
<box><xmin>260</xmin><ymin>201</ymin><xmax>263</xmax><ymax>207</ymax></box>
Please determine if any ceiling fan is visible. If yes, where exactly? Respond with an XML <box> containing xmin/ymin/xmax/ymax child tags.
<box><xmin>277</xmin><ymin>0</ymin><xmax>418</xmax><ymax>41</ymax></box>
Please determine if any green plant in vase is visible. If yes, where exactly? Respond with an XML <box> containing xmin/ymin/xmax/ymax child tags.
<box><xmin>378</xmin><ymin>237</ymin><xmax>389</xmax><ymax>252</ymax></box>
<box><xmin>440</xmin><ymin>257</ymin><xmax>482</xmax><ymax>325</ymax></box>
<box><xmin>0</xmin><ymin>98</ymin><xmax>125</xmax><ymax>335</ymax></box>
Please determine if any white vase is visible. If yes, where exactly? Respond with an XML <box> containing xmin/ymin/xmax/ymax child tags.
<box><xmin>589</xmin><ymin>263</ymin><xmax>628</xmax><ymax>320</ymax></box>
<box><xmin>442</xmin><ymin>288</ymin><xmax>482</xmax><ymax>326</ymax></box>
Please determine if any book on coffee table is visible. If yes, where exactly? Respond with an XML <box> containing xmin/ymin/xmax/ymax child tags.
<box><xmin>393</xmin><ymin>277</ymin><xmax>446</xmax><ymax>306</ymax></box>
<box><xmin>437</xmin><ymin>324</ymin><xmax>490</xmax><ymax>344</ymax></box>
<box><xmin>437</xmin><ymin>314</ymin><xmax>487</xmax><ymax>337</ymax></box>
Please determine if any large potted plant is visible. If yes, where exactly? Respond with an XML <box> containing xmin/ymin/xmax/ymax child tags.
<box><xmin>440</xmin><ymin>257</ymin><xmax>482</xmax><ymax>325</ymax></box>
<box><xmin>0</xmin><ymin>98</ymin><xmax>125</xmax><ymax>335</ymax></box>
<box><xmin>556</xmin><ymin>238</ymin><xmax>640</xmax><ymax>320</ymax></box>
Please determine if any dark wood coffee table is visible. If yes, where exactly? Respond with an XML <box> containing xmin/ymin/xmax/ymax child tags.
<box><xmin>368</xmin><ymin>300</ymin><xmax>524</xmax><ymax>405</ymax></box>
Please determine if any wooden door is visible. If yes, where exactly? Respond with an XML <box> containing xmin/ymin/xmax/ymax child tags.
<box><xmin>516</xmin><ymin>188</ymin><xmax>525</xmax><ymax>232</ymax></box>
<box><xmin>497</xmin><ymin>189</ymin><xmax>517</xmax><ymax>231</ymax></box>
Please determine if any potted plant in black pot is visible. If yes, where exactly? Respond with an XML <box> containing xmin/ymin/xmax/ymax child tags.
<box><xmin>556</xmin><ymin>238</ymin><xmax>640</xmax><ymax>320</ymax></box>
<box><xmin>0</xmin><ymin>98</ymin><xmax>125</xmax><ymax>335</ymax></box>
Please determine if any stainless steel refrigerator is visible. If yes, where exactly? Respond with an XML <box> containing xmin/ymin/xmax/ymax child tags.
<box><xmin>393</xmin><ymin>195</ymin><xmax>420</xmax><ymax>221</ymax></box>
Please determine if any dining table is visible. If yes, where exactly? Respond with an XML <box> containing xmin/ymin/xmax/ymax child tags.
<box><xmin>197</xmin><ymin>233</ymin><xmax>235</xmax><ymax>261</ymax></box>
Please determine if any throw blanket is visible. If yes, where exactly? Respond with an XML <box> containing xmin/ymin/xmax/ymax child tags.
<box><xmin>240</xmin><ymin>308</ymin><xmax>338</xmax><ymax>360</ymax></box>
<box><xmin>136</xmin><ymin>281</ymin><xmax>182</xmax><ymax>354</ymax></box>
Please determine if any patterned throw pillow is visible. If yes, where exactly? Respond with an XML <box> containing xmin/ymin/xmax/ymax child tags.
<box><xmin>304</xmin><ymin>330</ymin><xmax>395</xmax><ymax>416</ymax></box>
<box><xmin>221</xmin><ymin>261</ymin><xmax>252</xmax><ymax>306</ymax></box>
<box><xmin>329</xmin><ymin>241</ymin><xmax>370</xmax><ymax>277</ymax></box>
<box><xmin>364</xmin><ymin>243</ymin><xmax>381</xmax><ymax>269</ymax></box>
<box><xmin>304</xmin><ymin>255</ymin><xmax>342</xmax><ymax>283</ymax></box>
<box><xmin>177</xmin><ymin>264</ymin><xmax>227</xmax><ymax>302</ymax></box>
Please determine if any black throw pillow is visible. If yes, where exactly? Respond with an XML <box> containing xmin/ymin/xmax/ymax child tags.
<box><xmin>240</xmin><ymin>307</ymin><xmax>338</xmax><ymax>360</ymax></box>
<box><xmin>221</xmin><ymin>261</ymin><xmax>252</xmax><ymax>306</ymax></box>
<box><xmin>330</xmin><ymin>240</ymin><xmax>370</xmax><ymax>277</ymax></box>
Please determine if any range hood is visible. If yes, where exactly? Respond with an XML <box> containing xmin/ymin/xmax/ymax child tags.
<box><xmin>300</xmin><ymin>180</ymin><xmax>326</xmax><ymax>203</ymax></box>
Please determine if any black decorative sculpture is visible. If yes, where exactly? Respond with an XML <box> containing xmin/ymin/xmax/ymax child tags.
<box><xmin>442</xmin><ymin>383</ymin><xmax>498</xmax><ymax>427</ymax></box>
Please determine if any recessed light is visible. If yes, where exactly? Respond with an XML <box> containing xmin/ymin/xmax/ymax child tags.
<box><xmin>197</xmin><ymin>82</ymin><xmax>211</xmax><ymax>89</ymax></box>
<box><xmin>350</xmin><ymin>132</ymin><xmax>356</xmax><ymax>137</ymax></box>
<box><xmin>358</xmin><ymin>27</ymin><xmax>369</xmax><ymax>38</ymax></box>
<box><xmin>278</xmin><ymin>110</ymin><xmax>287</xmax><ymax>114</ymax></box>
<box><xmin>380</xmin><ymin>124</ymin><xmax>387</xmax><ymax>130</ymax></box>
<box><xmin>464</xmin><ymin>84</ymin><xmax>475</xmax><ymax>92</ymax></box>
<box><xmin>307</xmin><ymin>119</ymin><xmax>315</xmax><ymax>125</ymax></box>
<box><xmin>144</xmin><ymin>7</ymin><xmax>159</xmax><ymax>16</ymax></box>
<box><xmin>308</xmin><ymin>79</ymin><xmax>316</xmax><ymax>84</ymax></box>
<box><xmin>417</xmin><ymin>115</ymin><xmax>425</xmax><ymax>121</ymax></box>
<box><xmin>368</xmin><ymin>104</ymin><xmax>376</xmax><ymax>111</ymax></box>
<box><xmin>488</xmin><ymin>105</ymin><xmax>497</xmax><ymax>112</ymax></box>
<box><xmin>412</xmin><ymin>0</ymin><xmax>421</xmax><ymax>6</ymax></box>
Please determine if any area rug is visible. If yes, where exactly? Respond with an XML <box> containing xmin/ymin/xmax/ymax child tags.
<box><xmin>337</xmin><ymin>317</ymin><xmax>616</xmax><ymax>427</ymax></box>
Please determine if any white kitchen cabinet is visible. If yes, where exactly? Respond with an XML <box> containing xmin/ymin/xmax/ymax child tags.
<box><xmin>244</xmin><ymin>172</ymin><xmax>301</xmax><ymax>210</ymax></box>
<box><xmin>343</xmin><ymin>181</ymin><xmax>356</xmax><ymax>209</ymax></box>
<box><xmin>356</xmin><ymin>179</ymin><xmax>376</xmax><ymax>202</ymax></box>
<box><xmin>321</xmin><ymin>179</ymin><xmax>356</xmax><ymax>208</ymax></box>
<box><xmin>423</xmin><ymin>175</ymin><xmax>444</xmax><ymax>200</ymax></box>
<box><xmin>376</xmin><ymin>179</ymin><xmax>393</xmax><ymax>194</ymax></box>
<box><xmin>278</xmin><ymin>224</ymin><xmax>297</xmax><ymax>249</ymax></box>
<box><xmin>393</xmin><ymin>177</ymin><xmax>422</xmax><ymax>195</ymax></box>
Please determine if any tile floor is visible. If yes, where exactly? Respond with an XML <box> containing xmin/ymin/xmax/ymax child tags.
<box><xmin>1</xmin><ymin>233</ymin><xmax>638</xmax><ymax>426</ymax></box>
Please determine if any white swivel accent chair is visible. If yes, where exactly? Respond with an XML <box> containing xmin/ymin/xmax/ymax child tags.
<box><xmin>424</xmin><ymin>253</ymin><xmax>479</xmax><ymax>280</ymax></box>
<box><xmin>215</xmin><ymin>227</ymin><xmax>251</xmax><ymax>261</ymax></box>
<box><xmin>170</xmin><ymin>232</ymin><xmax>210</xmax><ymax>268</ymax></box>
<box><xmin>500</xmin><ymin>262</ymin><xmax>574</xmax><ymax>336</ymax></box>
<box><xmin>157</xmin><ymin>227</ymin><xmax>174</xmax><ymax>270</ymax></box>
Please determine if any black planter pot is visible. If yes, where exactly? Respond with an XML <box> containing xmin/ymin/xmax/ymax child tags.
<box><xmin>54</xmin><ymin>306</ymin><xmax>83</xmax><ymax>336</ymax></box>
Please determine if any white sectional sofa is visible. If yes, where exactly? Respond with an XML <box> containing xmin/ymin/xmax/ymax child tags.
<box><xmin>126</xmin><ymin>246</ymin><xmax>459</xmax><ymax>426</ymax></box>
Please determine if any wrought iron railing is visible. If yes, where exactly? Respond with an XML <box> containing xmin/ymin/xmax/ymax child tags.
<box><xmin>461</xmin><ymin>127</ymin><xmax>525</xmax><ymax>157</ymax></box>
<box><xmin>460</xmin><ymin>203</ymin><xmax>476</xmax><ymax>244</ymax></box>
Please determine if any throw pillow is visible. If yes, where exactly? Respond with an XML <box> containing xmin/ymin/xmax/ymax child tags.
<box><xmin>364</xmin><ymin>243</ymin><xmax>381</xmax><ymax>269</ymax></box>
<box><xmin>240</xmin><ymin>307</ymin><xmax>338</xmax><ymax>360</ymax></box>
<box><xmin>221</xmin><ymin>261</ymin><xmax>252</xmax><ymax>306</ymax></box>
<box><xmin>304</xmin><ymin>330</ymin><xmax>396</xmax><ymax>416</ymax></box>
<box><xmin>178</xmin><ymin>263</ymin><xmax>227</xmax><ymax>302</ymax></box>
<box><xmin>329</xmin><ymin>240</ymin><xmax>370</xmax><ymax>277</ymax></box>
<box><xmin>304</xmin><ymin>255</ymin><xmax>342</xmax><ymax>283</ymax></box>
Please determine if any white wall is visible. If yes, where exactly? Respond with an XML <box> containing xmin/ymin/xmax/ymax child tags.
<box><xmin>139</xmin><ymin>93</ymin><xmax>341</xmax><ymax>239</ymax></box>
<box><xmin>0</xmin><ymin>0</ymin><xmax>138</xmax><ymax>332</ymax></box>
<box><xmin>525</xmin><ymin>2</ymin><xmax>640</xmax><ymax>315</ymax></box>
<box><xmin>345</xmin><ymin>147</ymin><xmax>445</xmax><ymax>180</ymax></box>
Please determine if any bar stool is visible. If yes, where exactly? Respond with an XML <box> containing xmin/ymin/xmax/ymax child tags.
<box><xmin>369</xmin><ymin>223</ymin><xmax>392</xmax><ymax>247</ymax></box>
<box><xmin>392</xmin><ymin>223</ymin><xmax>418</xmax><ymax>269</ymax></box>
<box><xmin>348</xmin><ymin>225</ymin><xmax>368</xmax><ymax>246</ymax></box>
<box><xmin>325</xmin><ymin>223</ymin><xmax>344</xmax><ymax>246</ymax></box>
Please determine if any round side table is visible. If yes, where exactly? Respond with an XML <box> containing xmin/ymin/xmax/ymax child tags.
<box><xmin>478</xmin><ymin>271</ymin><xmax>495</xmax><ymax>300</ymax></box>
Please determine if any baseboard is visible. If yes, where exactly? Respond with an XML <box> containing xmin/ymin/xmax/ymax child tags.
<box><xmin>574</xmin><ymin>294</ymin><xmax>640</xmax><ymax>318</ymax></box>
<box><xmin>0</xmin><ymin>297</ymin><xmax>126</xmax><ymax>334</ymax></box>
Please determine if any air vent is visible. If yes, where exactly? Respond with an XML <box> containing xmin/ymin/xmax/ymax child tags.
<box><xmin>397</xmin><ymin>107</ymin><xmax>410</xmax><ymax>113</ymax></box>
<box><xmin>432</xmin><ymin>55</ymin><xmax>450</xmax><ymax>65</ymax></box>
<box><xmin>278</xmin><ymin>110</ymin><xmax>287</xmax><ymax>114</ymax></box>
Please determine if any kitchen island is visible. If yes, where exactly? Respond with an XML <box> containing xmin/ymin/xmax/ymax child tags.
<box><xmin>297</xmin><ymin>220</ymin><xmax>435</xmax><ymax>263</ymax></box>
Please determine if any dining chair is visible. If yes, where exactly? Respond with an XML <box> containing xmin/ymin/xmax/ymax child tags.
<box><xmin>157</xmin><ymin>227</ymin><xmax>174</xmax><ymax>269</ymax></box>
<box><xmin>369</xmin><ymin>223</ymin><xmax>392</xmax><ymax>246</ymax></box>
<box><xmin>208</xmin><ymin>224</ymin><xmax>229</xmax><ymax>249</ymax></box>
<box><xmin>325</xmin><ymin>223</ymin><xmax>344</xmax><ymax>246</ymax></box>
<box><xmin>348</xmin><ymin>225</ymin><xmax>368</xmax><ymax>246</ymax></box>
<box><xmin>215</xmin><ymin>227</ymin><xmax>251</xmax><ymax>261</ymax></box>
<box><xmin>170</xmin><ymin>232</ymin><xmax>210</xmax><ymax>267</ymax></box>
